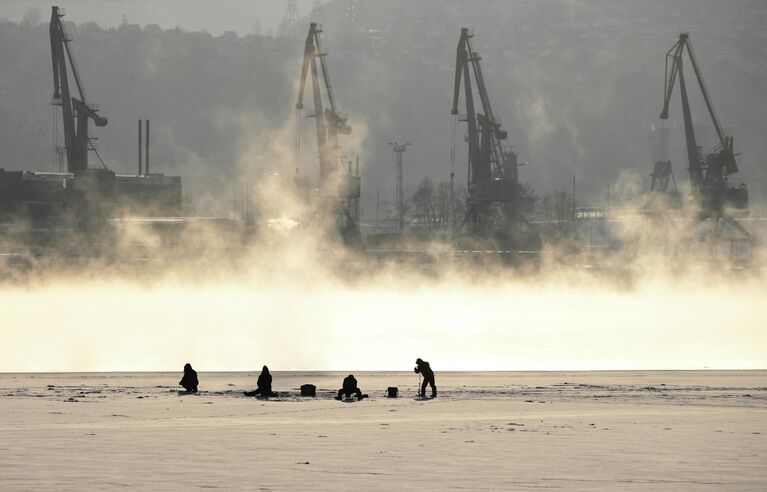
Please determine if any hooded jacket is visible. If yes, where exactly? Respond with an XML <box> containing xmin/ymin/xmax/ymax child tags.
<box><xmin>257</xmin><ymin>366</ymin><xmax>272</xmax><ymax>392</ymax></box>
<box><xmin>180</xmin><ymin>363</ymin><xmax>198</xmax><ymax>389</ymax></box>
<box><xmin>342</xmin><ymin>374</ymin><xmax>358</xmax><ymax>391</ymax></box>
<box><xmin>415</xmin><ymin>359</ymin><xmax>434</xmax><ymax>378</ymax></box>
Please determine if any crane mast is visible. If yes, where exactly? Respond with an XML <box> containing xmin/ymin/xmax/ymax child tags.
<box><xmin>50</xmin><ymin>6</ymin><xmax>107</xmax><ymax>174</ymax></box>
<box><xmin>296</xmin><ymin>23</ymin><xmax>360</xmax><ymax>240</ymax></box>
<box><xmin>451</xmin><ymin>28</ymin><xmax>519</xmax><ymax>234</ymax></box>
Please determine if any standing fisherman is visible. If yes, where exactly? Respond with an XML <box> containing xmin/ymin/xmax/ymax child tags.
<box><xmin>414</xmin><ymin>358</ymin><xmax>436</xmax><ymax>397</ymax></box>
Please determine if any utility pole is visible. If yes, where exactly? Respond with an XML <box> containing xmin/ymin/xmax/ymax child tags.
<box><xmin>572</xmin><ymin>172</ymin><xmax>576</xmax><ymax>220</ymax></box>
<box><xmin>389</xmin><ymin>142</ymin><xmax>410</xmax><ymax>233</ymax></box>
<box><xmin>450</xmin><ymin>114</ymin><xmax>456</xmax><ymax>230</ymax></box>
<box><xmin>295</xmin><ymin>105</ymin><xmax>301</xmax><ymax>174</ymax></box>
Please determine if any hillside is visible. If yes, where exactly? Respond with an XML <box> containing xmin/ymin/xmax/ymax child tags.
<box><xmin>1</xmin><ymin>0</ymin><xmax>766</xmax><ymax>216</ymax></box>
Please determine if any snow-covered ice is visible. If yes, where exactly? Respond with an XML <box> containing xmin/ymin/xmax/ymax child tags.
<box><xmin>1</xmin><ymin>371</ymin><xmax>765</xmax><ymax>490</ymax></box>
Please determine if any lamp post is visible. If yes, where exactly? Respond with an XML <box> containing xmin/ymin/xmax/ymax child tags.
<box><xmin>388</xmin><ymin>142</ymin><xmax>410</xmax><ymax>233</ymax></box>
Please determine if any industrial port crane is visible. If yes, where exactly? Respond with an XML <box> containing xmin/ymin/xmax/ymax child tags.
<box><xmin>660</xmin><ymin>33</ymin><xmax>752</xmax><ymax>249</ymax></box>
<box><xmin>47</xmin><ymin>6</ymin><xmax>182</xmax><ymax>223</ymax></box>
<box><xmin>296</xmin><ymin>22</ymin><xmax>360</xmax><ymax>240</ymax></box>
<box><xmin>50</xmin><ymin>6</ymin><xmax>108</xmax><ymax>175</ymax></box>
<box><xmin>451</xmin><ymin>28</ymin><xmax>520</xmax><ymax>234</ymax></box>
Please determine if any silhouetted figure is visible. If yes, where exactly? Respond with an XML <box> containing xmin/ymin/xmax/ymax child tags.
<box><xmin>244</xmin><ymin>365</ymin><xmax>277</xmax><ymax>397</ymax></box>
<box><xmin>415</xmin><ymin>358</ymin><xmax>436</xmax><ymax>397</ymax></box>
<box><xmin>335</xmin><ymin>374</ymin><xmax>364</xmax><ymax>400</ymax></box>
<box><xmin>179</xmin><ymin>363</ymin><xmax>198</xmax><ymax>393</ymax></box>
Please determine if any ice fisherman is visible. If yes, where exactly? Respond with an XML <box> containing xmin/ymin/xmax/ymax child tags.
<box><xmin>244</xmin><ymin>365</ymin><xmax>277</xmax><ymax>397</ymax></box>
<box><xmin>414</xmin><ymin>358</ymin><xmax>436</xmax><ymax>397</ymax></box>
<box><xmin>179</xmin><ymin>363</ymin><xmax>199</xmax><ymax>393</ymax></box>
<box><xmin>335</xmin><ymin>374</ymin><xmax>365</xmax><ymax>400</ymax></box>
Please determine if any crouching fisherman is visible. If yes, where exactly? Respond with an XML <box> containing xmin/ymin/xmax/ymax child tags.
<box><xmin>244</xmin><ymin>365</ymin><xmax>277</xmax><ymax>397</ymax></box>
<box><xmin>335</xmin><ymin>374</ymin><xmax>366</xmax><ymax>400</ymax></box>
<box><xmin>415</xmin><ymin>358</ymin><xmax>436</xmax><ymax>397</ymax></box>
<box><xmin>179</xmin><ymin>363</ymin><xmax>199</xmax><ymax>393</ymax></box>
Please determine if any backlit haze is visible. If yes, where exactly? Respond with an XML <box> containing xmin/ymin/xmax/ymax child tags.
<box><xmin>1</xmin><ymin>0</ymin><xmax>766</xmax><ymax>372</ymax></box>
<box><xmin>2</xmin><ymin>245</ymin><xmax>766</xmax><ymax>372</ymax></box>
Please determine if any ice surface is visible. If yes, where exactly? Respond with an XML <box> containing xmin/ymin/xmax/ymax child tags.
<box><xmin>1</xmin><ymin>371</ymin><xmax>765</xmax><ymax>490</ymax></box>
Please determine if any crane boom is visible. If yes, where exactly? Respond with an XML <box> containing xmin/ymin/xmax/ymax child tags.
<box><xmin>661</xmin><ymin>35</ymin><xmax>728</xmax><ymax>153</ymax></box>
<box><xmin>465</xmin><ymin>33</ymin><xmax>508</xmax><ymax>176</ymax></box>
<box><xmin>313</xmin><ymin>29</ymin><xmax>338</xmax><ymax>116</ymax></box>
<box><xmin>452</xmin><ymin>30</ymin><xmax>479</xmax><ymax>185</ymax></box>
<box><xmin>676</xmin><ymin>52</ymin><xmax>705</xmax><ymax>194</ymax></box>
<box><xmin>684</xmin><ymin>40</ymin><xmax>727</xmax><ymax>148</ymax></box>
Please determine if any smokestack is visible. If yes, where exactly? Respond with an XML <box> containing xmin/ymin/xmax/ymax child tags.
<box><xmin>145</xmin><ymin>119</ymin><xmax>150</xmax><ymax>176</ymax></box>
<box><xmin>138</xmin><ymin>120</ymin><xmax>143</xmax><ymax>175</ymax></box>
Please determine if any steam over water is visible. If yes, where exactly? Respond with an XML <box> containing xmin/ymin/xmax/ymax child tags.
<box><xmin>2</xmin><ymin>264</ymin><xmax>765</xmax><ymax>372</ymax></box>
<box><xmin>2</xmin><ymin>0</ymin><xmax>766</xmax><ymax>373</ymax></box>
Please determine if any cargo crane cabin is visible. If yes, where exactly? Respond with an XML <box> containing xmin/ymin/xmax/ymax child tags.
<box><xmin>660</xmin><ymin>33</ymin><xmax>753</xmax><ymax>255</ymax></box>
<box><xmin>451</xmin><ymin>28</ymin><xmax>524</xmax><ymax>237</ymax></box>
<box><xmin>296</xmin><ymin>22</ymin><xmax>361</xmax><ymax>242</ymax></box>
<box><xmin>0</xmin><ymin>6</ymin><xmax>181</xmax><ymax>230</ymax></box>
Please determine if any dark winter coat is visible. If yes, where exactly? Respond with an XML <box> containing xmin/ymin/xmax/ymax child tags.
<box><xmin>342</xmin><ymin>375</ymin><xmax>358</xmax><ymax>391</ymax></box>
<box><xmin>415</xmin><ymin>360</ymin><xmax>434</xmax><ymax>378</ymax></box>
<box><xmin>179</xmin><ymin>363</ymin><xmax>199</xmax><ymax>391</ymax></box>
<box><xmin>257</xmin><ymin>367</ymin><xmax>273</xmax><ymax>393</ymax></box>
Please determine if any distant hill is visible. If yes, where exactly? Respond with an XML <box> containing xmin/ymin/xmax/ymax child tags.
<box><xmin>1</xmin><ymin>0</ymin><xmax>766</xmax><ymax>216</ymax></box>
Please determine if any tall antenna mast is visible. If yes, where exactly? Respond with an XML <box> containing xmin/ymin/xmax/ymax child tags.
<box><xmin>278</xmin><ymin>0</ymin><xmax>300</xmax><ymax>38</ymax></box>
<box><xmin>311</xmin><ymin>0</ymin><xmax>323</xmax><ymax>23</ymax></box>
<box><xmin>346</xmin><ymin>0</ymin><xmax>357</xmax><ymax>31</ymax></box>
<box><xmin>389</xmin><ymin>142</ymin><xmax>410</xmax><ymax>233</ymax></box>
